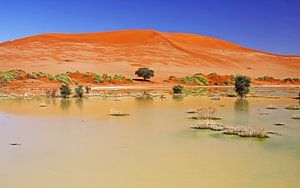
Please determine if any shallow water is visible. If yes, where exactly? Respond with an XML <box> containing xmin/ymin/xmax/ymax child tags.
<box><xmin>0</xmin><ymin>88</ymin><xmax>300</xmax><ymax>188</ymax></box>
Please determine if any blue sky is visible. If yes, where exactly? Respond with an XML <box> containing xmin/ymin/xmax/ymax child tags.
<box><xmin>0</xmin><ymin>0</ymin><xmax>299</xmax><ymax>55</ymax></box>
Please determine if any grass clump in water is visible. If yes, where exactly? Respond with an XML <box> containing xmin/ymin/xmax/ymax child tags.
<box><xmin>285</xmin><ymin>105</ymin><xmax>300</xmax><ymax>110</ymax></box>
<box><xmin>109</xmin><ymin>108</ymin><xmax>130</xmax><ymax>116</ymax></box>
<box><xmin>189</xmin><ymin>107</ymin><xmax>222</xmax><ymax>120</ymax></box>
<box><xmin>190</xmin><ymin>120</ymin><xmax>224</xmax><ymax>131</ymax></box>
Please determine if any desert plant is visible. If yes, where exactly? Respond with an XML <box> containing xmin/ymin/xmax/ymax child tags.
<box><xmin>94</xmin><ymin>74</ymin><xmax>103</xmax><ymax>83</ymax></box>
<box><xmin>59</xmin><ymin>84</ymin><xmax>72</xmax><ymax>98</ymax></box>
<box><xmin>113</xmin><ymin>75</ymin><xmax>124</xmax><ymax>80</ymax></box>
<box><xmin>189</xmin><ymin>107</ymin><xmax>221</xmax><ymax>120</ymax></box>
<box><xmin>102</xmin><ymin>74</ymin><xmax>112</xmax><ymax>82</ymax></box>
<box><xmin>0</xmin><ymin>72</ymin><xmax>15</xmax><ymax>83</ymax></box>
<box><xmin>235</xmin><ymin>75</ymin><xmax>251</xmax><ymax>98</ymax></box>
<box><xmin>173</xmin><ymin>85</ymin><xmax>184</xmax><ymax>94</ymax></box>
<box><xmin>45</xmin><ymin>89</ymin><xmax>57</xmax><ymax>97</ymax></box>
<box><xmin>194</xmin><ymin>75</ymin><xmax>208</xmax><ymax>85</ymax></box>
<box><xmin>0</xmin><ymin>70</ymin><xmax>24</xmax><ymax>83</ymax></box>
<box><xmin>75</xmin><ymin>85</ymin><xmax>84</xmax><ymax>98</ymax></box>
<box><xmin>135</xmin><ymin>68</ymin><xmax>154</xmax><ymax>80</ymax></box>
<box><xmin>85</xmin><ymin>85</ymin><xmax>91</xmax><ymax>93</ymax></box>
<box><xmin>182</xmin><ymin>76</ymin><xmax>193</xmax><ymax>84</ymax></box>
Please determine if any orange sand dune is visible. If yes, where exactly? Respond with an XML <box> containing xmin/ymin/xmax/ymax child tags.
<box><xmin>0</xmin><ymin>30</ymin><xmax>299</xmax><ymax>80</ymax></box>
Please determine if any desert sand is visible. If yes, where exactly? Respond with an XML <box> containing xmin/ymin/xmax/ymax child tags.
<box><xmin>0</xmin><ymin>30</ymin><xmax>299</xmax><ymax>80</ymax></box>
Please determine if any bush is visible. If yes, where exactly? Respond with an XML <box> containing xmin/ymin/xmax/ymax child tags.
<box><xmin>135</xmin><ymin>68</ymin><xmax>154</xmax><ymax>80</ymax></box>
<box><xmin>103</xmin><ymin>74</ymin><xmax>112</xmax><ymax>82</ymax></box>
<box><xmin>235</xmin><ymin>75</ymin><xmax>251</xmax><ymax>98</ymax></box>
<box><xmin>75</xmin><ymin>85</ymin><xmax>84</xmax><ymax>98</ymax></box>
<box><xmin>194</xmin><ymin>75</ymin><xmax>208</xmax><ymax>85</ymax></box>
<box><xmin>113</xmin><ymin>75</ymin><xmax>124</xmax><ymax>80</ymax></box>
<box><xmin>85</xmin><ymin>85</ymin><xmax>91</xmax><ymax>93</ymax></box>
<box><xmin>94</xmin><ymin>74</ymin><xmax>103</xmax><ymax>83</ymax></box>
<box><xmin>49</xmin><ymin>73</ymin><xmax>73</xmax><ymax>83</ymax></box>
<box><xmin>0</xmin><ymin>72</ymin><xmax>15</xmax><ymax>83</ymax></box>
<box><xmin>173</xmin><ymin>85</ymin><xmax>184</xmax><ymax>94</ymax></box>
<box><xmin>182</xmin><ymin>76</ymin><xmax>193</xmax><ymax>84</ymax></box>
<box><xmin>257</xmin><ymin>76</ymin><xmax>274</xmax><ymax>81</ymax></box>
<box><xmin>0</xmin><ymin>70</ymin><xmax>24</xmax><ymax>83</ymax></box>
<box><xmin>59</xmin><ymin>84</ymin><xmax>72</xmax><ymax>98</ymax></box>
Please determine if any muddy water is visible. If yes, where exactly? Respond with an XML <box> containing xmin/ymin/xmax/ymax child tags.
<box><xmin>0</xmin><ymin>88</ymin><xmax>300</xmax><ymax>188</ymax></box>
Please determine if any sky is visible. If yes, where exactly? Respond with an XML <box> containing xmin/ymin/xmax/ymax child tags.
<box><xmin>0</xmin><ymin>0</ymin><xmax>300</xmax><ymax>55</ymax></box>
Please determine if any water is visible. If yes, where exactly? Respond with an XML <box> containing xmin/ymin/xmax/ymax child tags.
<box><xmin>0</xmin><ymin>88</ymin><xmax>299</xmax><ymax>188</ymax></box>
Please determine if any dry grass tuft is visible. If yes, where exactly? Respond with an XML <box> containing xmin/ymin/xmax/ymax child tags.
<box><xmin>109</xmin><ymin>108</ymin><xmax>130</xmax><ymax>116</ymax></box>
<box><xmin>190</xmin><ymin>120</ymin><xmax>224</xmax><ymax>131</ymax></box>
<box><xmin>189</xmin><ymin>107</ymin><xmax>221</xmax><ymax>120</ymax></box>
<box><xmin>224</xmin><ymin>127</ymin><xmax>269</xmax><ymax>138</ymax></box>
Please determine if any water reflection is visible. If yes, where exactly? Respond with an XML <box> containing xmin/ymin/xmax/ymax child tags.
<box><xmin>60</xmin><ymin>99</ymin><xmax>72</xmax><ymax>111</ymax></box>
<box><xmin>172</xmin><ymin>94</ymin><xmax>184</xmax><ymax>101</ymax></box>
<box><xmin>234</xmin><ymin>98</ymin><xmax>249</xmax><ymax>112</ymax></box>
<box><xmin>234</xmin><ymin>98</ymin><xmax>249</xmax><ymax>125</ymax></box>
<box><xmin>75</xmin><ymin>99</ymin><xmax>84</xmax><ymax>109</ymax></box>
<box><xmin>135</xmin><ymin>91</ymin><xmax>154</xmax><ymax>102</ymax></box>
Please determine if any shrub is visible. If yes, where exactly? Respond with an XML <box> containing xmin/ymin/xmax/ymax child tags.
<box><xmin>83</xmin><ymin>72</ymin><xmax>92</xmax><ymax>77</ymax></box>
<box><xmin>135</xmin><ymin>68</ymin><xmax>154</xmax><ymax>80</ymax></box>
<box><xmin>182</xmin><ymin>76</ymin><xmax>193</xmax><ymax>84</ymax></box>
<box><xmin>194</xmin><ymin>75</ymin><xmax>208</xmax><ymax>85</ymax></box>
<box><xmin>0</xmin><ymin>72</ymin><xmax>15</xmax><ymax>83</ymax></box>
<box><xmin>113</xmin><ymin>75</ymin><xmax>124</xmax><ymax>80</ymax></box>
<box><xmin>257</xmin><ymin>76</ymin><xmax>274</xmax><ymax>81</ymax></box>
<box><xmin>45</xmin><ymin>89</ymin><xmax>57</xmax><ymax>97</ymax></box>
<box><xmin>94</xmin><ymin>74</ymin><xmax>103</xmax><ymax>83</ymax></box>
<box><xmin>0</xmin><ymin>70</ymin><xmax>24</xmax><ymax>83</ymax></box>
<box><xmin>173</xmin><ymin>85</ymin><xmax>184</xmax><ymax>94</ymax></box>
<box><xmin>85</xmin><ymin>85</ymin><xmax>91</xmax><ymax>93</ymax></box>
<box><xmin>59</xmin><ymin>84</ymin><xmax>72</xmax><ymax>98</ymax></box>
<box><xmin>208</xmin><ymin>72</ymin><xmax>218</xmax><ymax>77</ymax></box>
<box><xmin>235</xmin><ymin>75</ymin><xmax>251</xmax><ymax>98</ymax></box>
<box><xmin>49</xmin><ymin>73</ymin><xmax>73</xmax><ymax>83</ymax></box>
<box><xmin>284</xmin><ymin>78</ymin><xmax>293</xmax><ymax>82</ymax></box>
<box><xmin>103</xmin><ymin>74</ymin><xmax>112</xmax><ymax>82</ymax></box>
<box><xmin>75</xmin><ymin>85</ymin><xmax>84</xmax><ymax>98</ymax></box>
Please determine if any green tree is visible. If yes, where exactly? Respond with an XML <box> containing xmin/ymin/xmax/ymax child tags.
<box><xmin>234</xmin><ymin>75</ymin><xmax>251</xmax><ymax>98</ymax></box>
<box><xmin>135</xmin><ymin>68</ymin><xmax>154</xmax><ymax>80</ymax></box>
<box><xmin>173</xmin><ymin>85</ymin><xmax>184</xmax><ymax>94</ymax></box>
<box><xmin>75</xmin><ymin>85</ymin><xmax>84</xmax><ymax>98</ymax></box>
<box><xmin>59</xmin><ymin>84</ymin><xmax>72</xmax><ymax>98</ymax></box>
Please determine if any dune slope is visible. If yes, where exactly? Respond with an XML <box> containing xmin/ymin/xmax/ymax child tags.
<box><xmin>0</xmin><ymin>30</ymin><xmax>299</xmax><ymax>79</ymax></box>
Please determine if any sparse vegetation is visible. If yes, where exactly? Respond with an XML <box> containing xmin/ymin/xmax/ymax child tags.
<box><xmin>94</xmin><ymin>74</ymin><xmax>103</xmax><ymax>83</ymax></box>
<box><xmin>173</xmin><ymin>85</ymin><xmax>184</xmax><ymax>94</ymax></box>
<box><xmin>109</xmin><ymin>109</ymin><xmax>130</xmax><ymax>116</ymax></box>
<box><xmin>59</xmin><ymin>84</ymin><xmax>72</xmax><ymax>98</ymax></box>
<box><xmin>113</xmin><ymin>75</ymin><xmax>124</xmax><ymax>80</ymax></box>
<box><xmin>85</xmin><ymin>86</ymin><xmax>91</xmax><ymax>93</ymax></box>
<box><xmin>285</xmin><ymin>105</ymin><xmax>300</xmax><ymax>110</ymax></box>
<box><xmin>0</xmin><ymin>70</ymin><xmax>24</xmax><ymax>83</ymax></box>
<box><xmin>235</xmin><ymin>75</ymin><xmax>251</xmax><ymax>98</ymax></box>
<box><xmin>224</xmin><ymin>127</ymin><xmax>269</xmax><ymax>138</ymax></box>
<box><xmin>75</xmin><ymin>85</ymin><xmax>84</xmax><ymax>98</ymax></box>
<box><xmin>257</xmin><ymin>76</ymin><xmax>275</xmax><ymax>81</ymax></box>
<box><xmin>189</xmin><ymin>107</ymin><xmax>221</xmax><ymax>120</ymax></box>
<box><xmin>45</xmin><ymin>89</ymin><xmax>57</xmax><ymax>97</ymax></box>
<box><xmin>135</xmin><ymin>68</ymin><xmax>154</xmax><ymax>80</ymax></box>
<box><xmin>190</xmin><ymin>120</ymin><xmax>224</xmax><ymax>131</ymax></box>
<box><xmin>49</xmin><ymin>73</ymin><xmax>74</xmax><ymax>83</ymax></box>
<box><xmin>291</xmin><ymin>114</ymin><xmax>300</xmax><ymax>120</ymax></box>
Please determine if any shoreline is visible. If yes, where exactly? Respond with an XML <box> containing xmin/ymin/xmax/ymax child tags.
<box><xmin>0</xmin><ymin>84</ymin><xmax>299</xmax><ymax>91</ymax></box>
